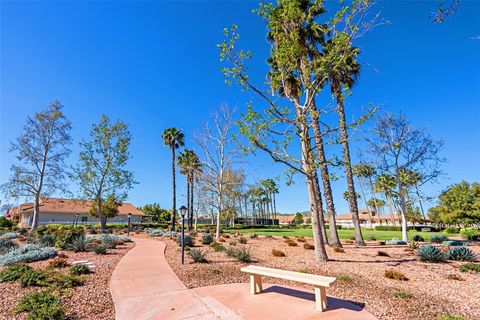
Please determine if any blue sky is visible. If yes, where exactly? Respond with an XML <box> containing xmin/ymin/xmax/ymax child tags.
<box><xmin>1</xmin><ymin>1</ymin><xmax>479</xmax><ymax>214</ymax></box>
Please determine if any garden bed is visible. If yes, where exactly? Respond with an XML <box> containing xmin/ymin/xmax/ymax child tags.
<box><xmin>160</xmin><ymin>233</ymin><xmax>479</xmax><ymax>320</ymax></box>
<box><xmin>0</xmin><ymin>242</ymin><xmax>134</xmax><ymax>320</ymax></box>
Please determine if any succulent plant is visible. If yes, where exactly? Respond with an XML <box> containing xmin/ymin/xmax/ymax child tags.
<box><xmin>177</xmin><ymin>234</ymin><xmax>193</xmax><ymax>247</ymax></box>
<box><xmin>430</xmin><ymin>234</ymin><xmax>448</xmax><ymax>243</ymax></box>
<box><xmin>446</xmin><ymin>247</ymin><xmax>478</xmax><ymax>262</ymax></box>
<box><xmin>386</xmin><ymin>238</ymin><xmax>407</xmax><ymax>245</ymax></box>
<box><xmin>417</xmin><ymin>245</ymin><xmax>445</xmax><ymax>262</ymax></box>
<box><xmin>442</xmin><ymin>240</ymin><xmax>464</xmax><ymax>247</ymax></box>
<box><xmin>201</xmin><ymin>234</ymin><xmax>213</xmax><ymax>245</ymax></box>
<box><xmin>412</xmin><ymin>235</ymin><xmax>424</xmax><ymax>242</ymax></box>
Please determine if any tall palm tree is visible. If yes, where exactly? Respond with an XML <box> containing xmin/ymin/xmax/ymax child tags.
<box><xmin>375</xmin><ymin>174</ymin><xmax>399</xmax><ymax>225</ymax></box>
<box><xmin>162</xmin><ymin>127</ymin><xmax>184</xmax><ymax>231</ymax></box>
<box><xmin>324</xmin><ymin>33</ymin><xmax>365</xmax><ymax>246</ymax></box>
<box><xmin>177</xmin><ymin>149</ymin><xmax>202</xmax><ymax>230</ymax></box>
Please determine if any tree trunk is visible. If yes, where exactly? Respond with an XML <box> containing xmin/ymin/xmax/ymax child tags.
<box><xmin>335</xmin><ymin>87</ymin><xmax>365</xmax><ymax>246</ymax></box>
<box><xmin>31</xmin><ymin>196</ymin><xmax>40</xmax><ymax>230</ymax></box>
<box><xmin>97</xmin><ymin>198</ymin><xmax>107</xmax><ymax>232</ymax></box>
<box><xmin>312</xmin><ymin>172</ymin><xmax>328</xmax><ymax>245</ymax></box>
<box><xmin>310</xmin><ymin>108</ymin><xmax>341</xmax><ymax>247</ymax></box>
<box><xmin>398</xmin><ymin>185</ymin><xmax>409</xmax><ymax>242</ymax></box>
<box><xmin>357</xmin><ymin>177</ymin><xmax>373</xmax><ymax>228</ymax></box>
<box><xmin>368</xmin><ymin>176</ymin><xmax>381</xmax><ymax>217</ymax></box>
<box><xmin>273</xmin><ymin>193</ymin><xmax>277</xmax><ymax>222</ymax></box>
<box><xmin>171</xmin><ymin>146</ymin><xmax>177</xmax><ymax>231</ymax></box>
<box><xmin>415</xmin><ymin>184</ymin><xmax>427</xmax><ymax>224</ymax></box>
<box><xmin>190</xmin><ymin>176</ymin><xmax>194</xmax><ymax>230</ymax></box>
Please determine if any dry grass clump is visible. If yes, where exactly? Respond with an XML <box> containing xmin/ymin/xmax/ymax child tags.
<box><xmin>445</xmin><ymin>273</ymin><xmax>465</xmax><ymax>281</ymax></box>
<box><xmin>303</xmin><ymin>243</ymin><xmax>314</xmax><ymax>250</ymax></box>
<box><xmin>222</xmin><ymin>234</ymin><xmax>230</xmax><ymax>239</ymax></box>
<box><xmin>218</xmin><ymin>238</ymin><xmax>226</xmax><ymax>243</ymax></box>
<box><xmin>344</xmin><ymin>240</ymin><xmax>355</xmax><ymax>244</ymax></box>
<box><xmin>296</xmin><ymin>237</ymin><xmax>306</xmax><ymax>243</ymax></box>
<box><xmin>377</xmin><ymin>250</ymin><xmax>390</xmax><ymax>257</ymax></box>
<box><xmin>48</xmin><ymin>257</ymin><xmax>70</xmax><ymax>269</ymax></box>
<box><xmin>285</xmin><ymin>240</ymin><xmax>298</xmax><ymax>247</ymax></box>
<box><xmin>384</xmin><ymin>269</ymin><xmax>408</xmax><ymax>281</ymax></box>
<box><xmin>283</xmin><ymin>236</ymin><xmax>290</xmax><ymax>239</ymax></box>
<box><xmin>333</xmin><ymin>247</ymin><xmax>345</xmax><ymax>253</ymax></box>
<box><xmin>272</xmin><ymin>249</ymin><xmax>286</xmax><ymax>257</ymax></box>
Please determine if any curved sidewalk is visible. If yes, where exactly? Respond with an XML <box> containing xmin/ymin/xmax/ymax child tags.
<box><xmin>110</xmin><ymin>238</ymin><xmax>377</xmax><ymax>320</ymax></box>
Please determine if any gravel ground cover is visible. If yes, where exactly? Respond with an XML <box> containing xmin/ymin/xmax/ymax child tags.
<box><xmin>160</xmin><ymin>233</ymin><xmax>479</xmax><ymax>320</ymax></box>
<box><xmin>0</xmin><ymin>241</ymin><xmax>134</xmax><ymax>320</ymax></box>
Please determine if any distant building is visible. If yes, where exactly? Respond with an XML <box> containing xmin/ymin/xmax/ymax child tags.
<box><xmin>335</xmin><ymin>208</ymin><xmax>431</xmax><ymax>228</ymax></box>
<box><xmin>6</xmin><ymin>198</ymin><xmax>143</xmax><ymax>227</ymax></box>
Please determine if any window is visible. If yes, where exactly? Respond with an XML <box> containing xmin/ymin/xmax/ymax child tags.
<box><xmin>81</xmin><ymin>216</ymin><xmax>88</xmax><ymax>223</ymax></box>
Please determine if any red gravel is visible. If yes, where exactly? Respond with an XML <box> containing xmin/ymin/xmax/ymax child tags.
<box><xmin>160</xmin><ymin>233</ymin><xmax>480</xmax><ymax>320</ymax></box>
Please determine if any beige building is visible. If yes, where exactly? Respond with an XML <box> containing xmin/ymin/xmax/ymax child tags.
<box><xmin>6</xmin><ymin>198</ymin><xmax>144</xmax><ymax>227</ymax></box>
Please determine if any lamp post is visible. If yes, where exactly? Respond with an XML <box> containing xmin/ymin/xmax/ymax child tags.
<box><xmin>127</xmin><ymin>213</ymin><xmax>132</xmax><ymax>237</ymax></box>
<box><xmin>179</xmin><ymin>205</ymin><xmax>187</xmax><ymax>265</ymax></box>
<box><xmin>74</xmin><ymin>214</ymin><xmax>79</xmax><ymax>227</ymax></box>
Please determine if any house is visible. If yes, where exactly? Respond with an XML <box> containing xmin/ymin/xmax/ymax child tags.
<box><xmin>6</xmin><ymin>198</ymin><xmax>144</xmax><ymax>227</ymax></box>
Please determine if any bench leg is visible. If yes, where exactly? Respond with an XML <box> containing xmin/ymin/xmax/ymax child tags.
<box><xmin>314</xmin><ymin>286</ymin><xmax>328</xmax><ymax>312</ymax></box>
<box><xmin>250</xmin><ymin>275</ymin><xmax>262</xmax><ymax>294</ymax></box>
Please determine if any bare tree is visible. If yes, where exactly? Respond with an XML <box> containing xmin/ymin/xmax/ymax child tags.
<box><xmin>195</xmin><ymin>105</ymin><xmax>242</xmax><ymax>239</ymax></box>
<box><xmin>366</xmin><ymin>113</ymin><xmax>444</xmax><ymax>241</ymax></box>
<box><xmin>1</xmin><ymin>101</ymin><xmax>72</xmax><ymax>230</ymax></box>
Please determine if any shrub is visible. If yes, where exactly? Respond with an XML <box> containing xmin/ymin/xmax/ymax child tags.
<box><xmin>0</xmin><ymin>232</ymin><xmax>20</xmax><ymax>240</ymax></box>
<box><xmin>297</xmin><ymin>237</ymin><xmax>306</xmax><ymax>243</ymax></box>
<box><xmin>37</xmin><ymin>235</ymin><xmax>56</xmax><ymax>247</ymax></box>
<box><xmin>92</xmin><ymin>244</ymin><xmax>108</xmax><ymax>254</ymax></box>
<box><xmin>460</xmin><ymin>228</ymin><xmax>480</xmax><ymax>241</ymax></box>
<box><xmin>187</xmin><ymin>249</ymin><xmax>208</xmax><ymax>263</ymax></box>
<box><xmin>15</xmin><ymin>290</ymin><xmax>66</xmax><ymax>320</ymax></box>
<box><xmin>272</xmin><ymin>249</ymin><xmax>285</xmax><ymax>257</ymax></box>
<box><xmin>249</xmin><ymin>233</ymin><xmax>258</xmax><ymax>239</ymax></box>
<box><xmin>408</xmin><ymin>242</ymin><xmax>419</xmax><ymax>249</ymax></box>
<box><xmin>0</xmin><ymin>264</ymin><xmax>34</xmax><ymax>282</ymax></box>
<box><xmin>337</xmin><ymin>275</ymin><xmax>352</xmax><ymax>282</ymax></box>
<box><xmin>48</xmin><ymin>258</ymin><xmax>69</xmax><ymax>269</ymax></box>
<box><xmin>202</xmin><ymin>234</ymin><xmax>213</xmax><ymax>245</ymax></box>
<box><xmin>417</xmin><ymin>245</ymin><xmax>445</xmax><ymax>262</ymax></box>
<box><xmin>446</xmin><ymin>247</ymin><xmax>478</xmax><ymax>262</ymax></box>
<box><xmin>333</xmin><ymin>247</ymin><xmax>345</xmax><ymax>253</ymax></box>
<box><xmin>430</xmin><ymin>234</ymin><xmax>449</xmax><ymax>243</ymax></box>
<box><xmin>53</xmin><ymin>227</ymin><xmax>85</xmax><ymax>249</ymax></box>
<box><xmin>375</xmin><ymin>226</ymin><xmax>401</xmax><ymax>231</ymax></box>
<box><xmin>0</xmin><ymin>244</ymin><xmax>56</xmax><ymax>266</ymax></box>
<box><xmin>0</xmin><ymin>239</ymin><xmax>18</xmax><ymax>254</ymax></box>
<box><xmin>393</xmin><ymin>290</ymin><xmax>412</xmax><ymax>299</ymax></box>
<box><xmin>442</xmin><ymin>240</ymin><xmax>463</xmax><ymax>246</ymax></box>
<box><xmin>286</xmin><ymin>241</ymin><xmax>297</xmax><ymax>247</ymax></box>
<box><xmin>177</xmin><ymin>234</ymin><xmax>193</xmax><ymax>247</ymax></box>
<box><xmin>49</xmin><ymin>273</ymin><xmax>84</xmax><ymax>288</ymax></box>
<box><xmin>70</xmin><ymin>264</ymin><xmax>91</xmax><ymax>275</ymax></box>
<box><xmin>459</xmin><ymin>263</ymin><xmax>480</xmax><ymax>273</ymax></box>
<box><xmin>218</xmin><ymin>238</ymin><xmax>226</xmax><ymax>242</ymax></box>
<box><xmin>18</xmin><ymin>269</ymin><xmax>49</xmax><ymax>287</ymax></box>
<box><xmin>412</xmin><ymin>235</ymin><xmax>424</xmax><ymax>242</ymax></box>
<box><xmin>283</xmin><ymin>236</ymin><xmax>289</xmax><ymax>239</ymax></box>
<box><xmin>303</xmin><ymin>243</ymin><xmax>314</xmax><ymax>250</ymax></box>
<box><xmin>436</xmin><ymin>314</ymin><xmax>464</xmax><ymax>320</ymax></box>
<box><xmin>377</xmin><ymin>240</ymin><xmax>385</xmax><ymax>245</ymax></box>
<box><xmin>238</xmin><ymin>236</ymin><xmax>247</xmax><ymax>244</ymax></box>
<box><xmin>368</xmin><ymin>235</ymin><xmax>377</xmax><ymax>241</ymax></box>
<box><xmin>65</xmin><ymin>234</ymin><xmax>88</xmax><ymax>252</ymax></box>
<box><xmin>444</xmin><ymin>227</ymin><xmax>460</xmax><ymax>234</ymax></box>
<box><xmin>222</xmin><ymin>234</ymin><xmax>230</xmax><ymax>239</ymax></box>
<box><xmin>225</xmin><ymin>246</ymin><xmax>252</xmax><ymax>262</ymax></box>
<box><xmin>385</xmin><ymin>238</ymin><xmax>407</xmax><ymax>245</ymax></box>
<box><xmin>445</xmin><ymin>273</ymin><xmax>464</xmax><ymax>281</ymax></box>
<box><xmin>344</xmin><ymin>239</ymin><xmax>354</xmax><ymax>244</ymax></box>
<box><xmin>190</xmin><ymin>231</ymin><xmax>198</xmax><ymax>237</ymax></box>
<box><xmin>146</xmin><ymin>229</ymin><xmax>165</xmax><ymax>237</ymax></box>
<box><xmin>377</xmin><ymin>250</ymin><xmax>390</xmax><ymax>257</ymax></box>
<box><xmin>265</xmin><ymin>235</ymin><xmax>273</xmax><ymax>238</ymax></box>
<box><xmin>210</xmin><ymin>242</ymin><xmax>225</xmax><ymax>252</ymax></box>
<box><xmin>384</xmin><ymin>269</ymin><xmax>408</xmax><ymax>281</ymax></box>
<box><xmin>229</xmin><ymin>240</ymin><xmax>237</xmax><ymax>246</ymax></box>
<box><xmin>0</xmin><ymin>216</ymin><xmax>14</xmax><ymax>228</ymax></box>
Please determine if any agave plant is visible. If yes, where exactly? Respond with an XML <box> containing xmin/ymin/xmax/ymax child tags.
<box><xmin>446</xmin><ymin>247</ymin><xmax>478</xmax><ymax>262</ymax></box>
<box><xmin>417</xmin><ymin>245</ymin><xmax>445</xmax><ymax>262</ymax></box>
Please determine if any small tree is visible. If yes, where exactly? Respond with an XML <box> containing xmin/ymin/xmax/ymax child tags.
<box><xmin>293</xmin><ymin>212</ymin><xmax>304</xmax><ymax>225</ymax></box>
<box><xmin>366</xmin><ymin>113</ymin><xmax>444</xmax><ymax>241</ymax></box>
<box><xmin>89</xmin><ymin>194</ymin><xmax>121</xmax><ymax>221</ymax></box>
<box><xmin>142</xmin><ymin>203</ymin><xmax>171</xmax><ymax>223</ymax></box>
<box><xmin>72</xmin><ymin>115</ymin><xmax>135</xmax><ymax>231</ymax></box>
<box><xmin>1</xmin><ymin>101</ymin><xmax>72</xmax><ymax>230</ymax></box>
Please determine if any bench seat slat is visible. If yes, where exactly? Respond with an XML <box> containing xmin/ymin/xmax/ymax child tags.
<box><xmin>240</xmin><ymin>265</ymin><xmax>336</xmax><ymax>287</ymax></box>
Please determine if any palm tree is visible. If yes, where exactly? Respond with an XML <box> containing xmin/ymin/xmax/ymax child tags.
<box><xmin>162</xmin><ymin>127</ymin><xmax>185</xmax><ymax>231</ymax></box>
<box><xmin>352</xmin><ymin>164</ymin><xmax>376</xmax><ymax>227</ymax></box>
<box><xmin>177</xmin><ymin>149</ymin><xmax>202</xmax><ymax>230</ymax></box>
<box><xmin>324</xmin><ymin>33</ymin><xmax>365</xmax><ymax>246</ymax></box>
<box><xmin>374</xmin><ymin>174</ymin><xmax>399</xmax><ymax>225</ymax></box>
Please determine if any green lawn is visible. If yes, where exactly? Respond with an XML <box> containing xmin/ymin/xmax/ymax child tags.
<box><xmin>224</xmin><ymin>227</ymin><xmax>458</xmax><ymax>241</ymax></box>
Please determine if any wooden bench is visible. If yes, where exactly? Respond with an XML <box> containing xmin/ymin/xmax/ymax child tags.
<box><xmin>240</xmin><ymin>265</ymin><xmax>336</xmax><ymax>312</ymax></box>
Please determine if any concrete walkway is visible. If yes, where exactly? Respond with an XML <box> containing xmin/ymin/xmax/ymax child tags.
<box><xmin>110</xmin><ymin>238</ymin><xmax>377</xmax><ymax>320</ymax></box>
